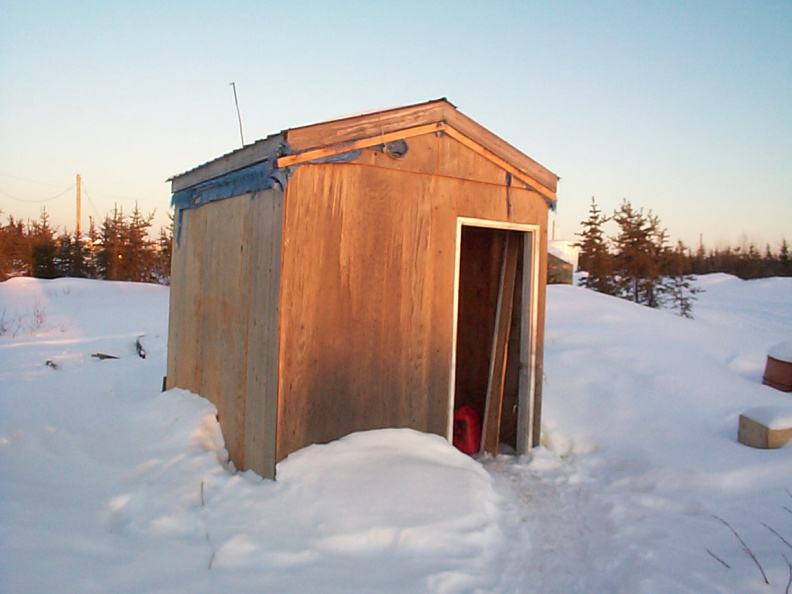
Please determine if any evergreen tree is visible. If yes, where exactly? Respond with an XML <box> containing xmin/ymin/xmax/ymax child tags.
<box><xmin>121</xmin><ymin>204</ymin><xmax>156</xmax><ymax>282</ymax></box>
<box><xmin>738</xmin><ymin>243</ymin><xmax>764</xmax><ymax>279</ymax></box>
<box><xmin>97</xmin><ymin>206</ymin><xmax>125</xmax><ymax>280</ymax></box>
<box><xmin>691</xmin><ymin>239</ymin><xmax>707</xmax><ymax>275</ymax></box>
<box><xmin>0</xmin><ymin>211</ymin><xmax>12</xmax><ymax>281</ymax></box>
<box><xmin>660</xmin><ymin>241</ymin><xmax>701</xmax><ymax>318</ymax></box>
<box><xmin>0</xmin><ymin>210</ymin><xmax>10</xmax><ymax>281</ymax></box>
<box><xmin>29</xmin><ymin>209</ymin><xmax>58</xmax><ymax>279</ymax></box>
<box><xmin>95</xmin><ymin>204</ymin><xmax>158</xmax><ymax>282</ymax></box>
<box><xmin>84</xmin><ymin>218</ymin><xmax>100</xmax><ymax>279</ymax></box>
<box><xmin>576</xmin><ymin>198</ymin><xmax>615</xmax><ymax>294</ymax></box>
<box><xmin>610</xmin><ymin>200</ymin><xmax>663</xmax><ymax>306</ymax></box>
<box><xmin>152</xmin><ymin>213</ymin><xmax>174</xmax><ymax>285</ymax></box>
<box><xmin>0</xmin><ymin>215</ymin><xmax>29</xmax><ymax>279</ymax></box>
<box><xmin>576</xmin><ymin>199</ymin><xmax>701</xmax><ymax>317</ymax></box>
<box><xmin>54</xmin><ymin>231</ymin><xmax>89</xmax><ymax>278</ymax></box>
<box><xmin>780</xmin><ymin>239</ymin><xmax>790</xmax><ymax>276</ymax></box>
<box><xmin>54</xmin><ymin>232</ymin><xmax>73</xmax><ymax>277</ymax></box>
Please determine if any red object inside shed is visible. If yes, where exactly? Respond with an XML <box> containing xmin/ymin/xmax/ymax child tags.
<box><xmin>453</xmin><ymin>405</ymin><xmax>482</xmax><ymax>455</ymax></box>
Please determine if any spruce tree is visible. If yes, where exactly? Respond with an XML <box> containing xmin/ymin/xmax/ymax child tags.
<box><xmin>1</xmin><ymin>216</ymin><xmax>29</xmax><ymax>279</ymax></box>
<box><xmin>576</xmin><ymin>198</ymin><xmax>614</xmax><ymax>294</ymax></box>
<box><xmin>660</xmin><ymin>241</ymin><xmax>701</xmax><ymax>318</ymax></box>
<box><xmin>122</xmin><ymin>204</ymin><xmax>156</xmax><ymax>282</ymax></box>
<box><xmin>96</xmin><ymin>204</ymin><xmax>157</xmax><ymax>282</ymax></box>
<box><xmin>54</xmin><ymin>231</ymin><xmax>89</xmax><ymax>278</ymax></box>
<box><xmin>606</xmin><ymin>200</ymin><xmax>700</xmax><ymax>316</ymax></box>
<box><xmin>152</xmin><ymin>213</ymin><xmax>173</xmax><ymax>285</ymax></box>
<box><xmin>610</xmin><ymin>200</ymin><xmax>661</xmax><ymax>306</ymax></box>
<box><xmin>0</xmin><ymin>211</ymin><xmax>10</xmax><ymax>281</ymax></box>
<box><xmin>30</xmin><ymin>209</ymin><xmax>57</xmax><ymax>279</ymax></box>
<box><xmin>84</xmin><ymin>218</ymin><xmax>100</xmax><ymax>279</ymax></box>
<box><xmin>0</xmin><ymin>211</ymin><xmax>11</xmax><ymax>281</ymax></box>
<box><xmin>97</xmin><ymin>206</ymin><xmax>125</xmax><ymax>280</ymax></box>
<box><xmin>780</xmin><ymin>239</ymin><xmax>790</xmax><ymax>276</ymax></box>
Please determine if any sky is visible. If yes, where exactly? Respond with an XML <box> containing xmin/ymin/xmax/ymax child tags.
<box><xmin>1</xmin><ymin>1</ymin><xmax>790</xmax><ymax>250</ymax></box>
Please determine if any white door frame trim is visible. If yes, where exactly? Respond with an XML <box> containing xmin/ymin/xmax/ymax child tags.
<box><xmin>447</xmin><ymin>217</ymin><xmax>541</xmax><ymax>454</ymax></box>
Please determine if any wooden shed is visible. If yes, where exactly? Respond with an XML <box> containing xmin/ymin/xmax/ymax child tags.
<box><xmin>166</xmin><ymin>99</ymin><xmax>559</xmax><ymax>479</ymax></box>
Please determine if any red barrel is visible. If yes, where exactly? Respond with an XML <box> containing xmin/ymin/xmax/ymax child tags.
<box><xmin>453</xmin><ymin>405</ymin><xmax>482</xmax><ymax>455</ymax></box>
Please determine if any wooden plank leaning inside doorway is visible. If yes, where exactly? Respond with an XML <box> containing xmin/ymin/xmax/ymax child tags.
<box><xmin>481</xmin><ymin>231</ymin><xmax>521</xmax><ymax>455</ymax></box>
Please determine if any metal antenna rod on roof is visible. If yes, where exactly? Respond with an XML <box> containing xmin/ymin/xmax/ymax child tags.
<box><xmin>229</xmin><ymin>82</ymin><xmax>245</xmax><ymax>148</ymax></box>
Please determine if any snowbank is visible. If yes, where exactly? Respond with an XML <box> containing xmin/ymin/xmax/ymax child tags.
<box><xmin>768</xmin><ymin>340</ymin><xmax>792</xmax><ymax>363</ymax></box>
<box><xmin>0</xmin><ymin>278</ymin><xmax>514</xmax><ymax>593</ymax></box>
<box><xmin>741</xmin><ymin>406</ymin><xmax>792</xmax><ymax>430</ymax></box>
<box><xmin>2</xmin><ymin>273</ymin><xmax>792</xmax><ymax>592</ymax></box>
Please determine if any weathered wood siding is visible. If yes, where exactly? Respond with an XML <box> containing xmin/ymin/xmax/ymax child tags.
<box><xmin>277</xmin><ymin>131</ymin><xmax>548</xmax><ymax>460</ymax></box>
<box><xmin>277</xmin><ymin>162</ymin><xmax>447</xmax><ymax>459</ymax></box>
<box><xmin>166</xmin><ymin>188</ymin><xmax>283</xmax><ymax>477</ymax></box>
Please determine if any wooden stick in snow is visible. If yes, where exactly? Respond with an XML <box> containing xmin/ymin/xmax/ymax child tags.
<box><xmin>712</xmin><ymin>515</ymin><xmax>769</xmax><ymax>585</ymax></box>
<box><xmin>706</xmin><ymin>548</ymin><xmax>731</xmax><ymax>569</ymax></box>
<box><xmin>762</xmin><ymin>522</ymin><xmax>792</xmax><ymax>551</ymax></box>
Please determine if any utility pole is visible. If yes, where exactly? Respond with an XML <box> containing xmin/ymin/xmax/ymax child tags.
<box><xmin>76</xmin><ymin>173</ymin><xmax>82</xmax><ymax>237</ymax></box>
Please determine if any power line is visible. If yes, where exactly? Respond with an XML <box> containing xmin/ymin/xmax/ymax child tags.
<box><xmin>80</xmin><ymin>183</ymin><xmax>163</xmax><ymax>216</ymax></box>
<box><xmin>82</xmin><ymin>187</ymin><xmax>162</xmax><ymax>203</ymax></box>
<box><xmin>79</xmin><ymin>182</ymin><xmax>103</xmax><ymax>220</ymax></box>
<box><xmin>0</xmin><ymin>172</ymin><xmax>71</xmax><ymax>189</ymax></box>
<box><xmin>0</xmin><ymin>172</ymin><xmax>164</xmax><ymax>205</ymax></box>
<box><xmin>0</xmin><ymin>185</ymin><xmax>74</xmax><ymax>203</ymax></box>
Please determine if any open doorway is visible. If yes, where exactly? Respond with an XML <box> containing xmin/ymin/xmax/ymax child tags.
<box><xmin>450</xmin><ymin>220</ymin><xmax>538</xmax><ymax>455</ymax></box>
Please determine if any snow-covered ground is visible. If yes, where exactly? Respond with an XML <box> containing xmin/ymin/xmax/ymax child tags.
<box><xmin>1</xmin><ymin>274</ymin><xmax>791</xmax><ymax>593</ymax></box>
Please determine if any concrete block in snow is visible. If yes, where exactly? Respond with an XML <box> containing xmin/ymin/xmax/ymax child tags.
<box><xmin>739</xmin><ymin>406</ymin><xmax>792</xmax><ymax>449</ymax></box>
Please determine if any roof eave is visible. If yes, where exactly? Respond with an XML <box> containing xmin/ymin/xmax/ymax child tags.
<box><xmin>168</xmin><ymin>98</ymin><xmax>558</xmax><ymax>200</ymax></box>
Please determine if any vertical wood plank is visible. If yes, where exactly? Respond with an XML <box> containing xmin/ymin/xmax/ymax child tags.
<box><xmin>243</xmin><ymin>189</ymin><xmax>283</xmax><ymax>479</ymax></box>
<box><xmin>500</xmin><ymin>239</ymin><xmax>523</xmax><ymax>449</ymax></box>
<box><xmin>481</xmin><ymin>231</ymin><xmax>520</xmax><ymax>456</ymax></box>
<box><xmin>165</xmin><ymin>212</ymin><xmax>186</xmax><ymax>390</ymax></box>
<box><xmin>531</xmin><ymin>223</ymin><xmax>549</xmax><ymax>447</ymax></box>
<box><xmin>516</xmin><ymin>232</ymin><xmax>535</xmax><ymax>454</ymax></box>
